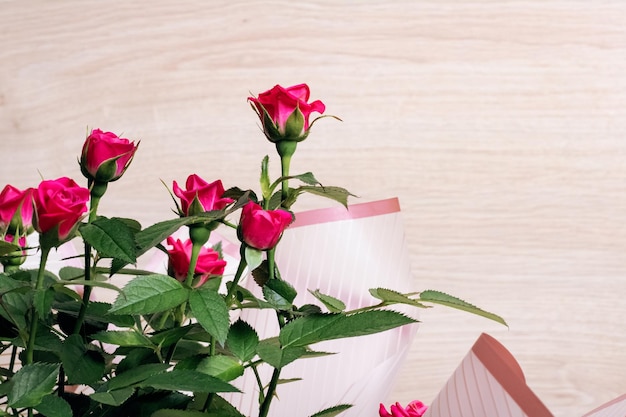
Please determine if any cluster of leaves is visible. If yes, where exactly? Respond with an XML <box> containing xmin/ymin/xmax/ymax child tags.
<box><xmin>0</xmin><ymin>174</ymin><xmax>505</xmax><ymax>417</ymax></box>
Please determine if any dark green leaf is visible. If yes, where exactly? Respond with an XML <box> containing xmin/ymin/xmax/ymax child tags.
<box><xmin>290</xmin><ymin>185</ymin><xmax>355</xmax><ymax>209</ymax></box>
<box><xmin>34</xmin><ymin>288</ymin><xmax>55</xmax><ymax>320</ymax></box>
<box><xmin>419</xmin><ymin>290</ymin><xmax>508</xmax><ymax>326</ymax></box>
<box><xmin>263</xmin><ymin>278</ymin><xmax>297</xmax><ymax>310</ymax></box>
<box><xmin>80</xmin><ymin>217</ymin><xmax>137</xmax><ymax>263</ymax></box>
<box><xmin>90</xmin><ymin>387</ymin><xmax>135</xmax><ymax>406</ymax></box>
<box><xmin>256</xmin><ymin>338</ymin><xmax>306</xmax><ymax>369</ymax></box>
<box><xmin>60</xmin><ymin>334</ymin><xmax>106</xmax><ymax>385</ymax></box>
<box><xmin>280</xmin><ymin>311</ymin><xmax>416</xmax><ymax>348</ymax></box>
<box><xmin>152</xmin><ymin>410</ymin><xmax>215</xmax><ymax>417</ymax></box>
<box><xmin>309</xmin><ymin>289</ymin><xmax>346</xmax><ymax>313</ymax></box>
<box><xmin>109</xmin><ymin>274</ymin><xmax>189</xmax><ymax>315</ymax></box>
<box><xmin>8</xmin><ymin>363</ymin><xmax>59</xmax><ymax>408</ymax></box>
<box><xmin>150</xmin><ymin>325</ymin><xmax>192</xmax><ymax>348</ymax></box>
<box><xmin>226</xmin><ymin>319</ymin><xmax>259</xmax><ymax>362</ymax></box>
<box><xmin>202</xmin><ymin>394</ymin><xmax>246</xmax><ymax>417</ymax></box>
<box><xmin>197</xmin><ymin>355</ymin><xmax>244</xmax><ymax>382</ymax></box>
<box><xmin>189</xmin><ymin>287</ymin><xmax>229</xmax><ymax>345</ymax></box>
<box><xmin>310</xmin><ymin>404</ymin><xmax>353</xmax><ymax>417</ymax></box>
<box><xmin>0</xmin><ymin>240</ymin><xmax>20</xmax><ymax>256</ymax></box>
<box><xmin>91</xmin><ymin>330</ymin><xmax>153</xmax><ymax>348</ymax></box>
<box><xmin>108</xmin><ymin>363</ymin><xmax>169</xmax><ymax>390</ymax></box>
<box><xmin>139</xmin><ymin>370</ymin><xmax>240</xmax><ymax>393</ymax></box>
<box><xmin>369</xmin><ymin>287</ymin><xmax>428</xmax><ymax>308</ymax></box>
<box><xmin>58</xmin><ymin>266</ymin><xmax>85</xmax><ymax>281</ymax></box>
<box><xmin>34</xmin><ymin>394</ymin><xmax>73</xmax><ymax>417</ymax></box>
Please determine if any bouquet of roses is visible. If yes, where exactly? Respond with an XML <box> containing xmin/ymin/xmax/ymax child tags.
<box><xmin>0</xmin><ymin>84</ymin><xmax>505</xmax><ymax>417</ymax></box>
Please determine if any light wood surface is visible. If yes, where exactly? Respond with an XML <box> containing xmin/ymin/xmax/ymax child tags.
<box><xmin>1</xmin><ymin>2</ymin><xmax>625</xmax><ymax>416</ymax></box>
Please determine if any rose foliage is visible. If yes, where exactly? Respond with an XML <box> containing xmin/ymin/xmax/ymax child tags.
<box><xmin>0</xmin><ymin>84</ymin><xmax>505</xmax><ymax>417</ymax></box>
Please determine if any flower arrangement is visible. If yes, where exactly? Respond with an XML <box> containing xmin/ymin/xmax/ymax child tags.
<box><xmin>0</xmin><ymin>84</ymin><xmax>505</xmax><ymax>417</ymax></box>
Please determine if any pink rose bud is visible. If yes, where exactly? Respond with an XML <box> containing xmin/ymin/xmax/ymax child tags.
<box><xmin>172</xmin><ymin>175</ymin><xmax>234</xmax><ymax>217</ymax></box>
<box><xmin>1</xmin><ymin>234</ymin><xmax>28</xmax><ymax>267</ymax></box>
<box><xmin>379</xmin><ymin>401</ymin><xmax>428</xmax><ymax>417</ymax></box>
<box><xmin>33</xmin><ymin>177</ymin><xmax>89</xmax><ymax>242</ymax></box>
<box><xmin>248</xmin><ymin>83</ymin><xmax>325</xmax><ymax>143</ymax></box>
<box><xmin>0</xmin><ymin>185</ymin><xmax>34</xmax><ymax>235</ymax></box>
<box><xmin>80</xmin><ymin>128</ymin><xmax>139</xmax><ymax>183</ymax></box>
<box><xmin>166</xmin><ymin>236</ymin><xmax>227</xmax><ymax>287</ymax></box>
<box><xmin>239</xmin><ymin>201</ymin><xmax>293</xmax><ymax>250</ymax></box>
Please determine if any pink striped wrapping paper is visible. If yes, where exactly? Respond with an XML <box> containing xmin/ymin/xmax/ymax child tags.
<box><xmin>424</xmin><ymin>333</ymin><xmax>626</xmax><ymax>417</ymax></box>
<box><xmin>223</xmin><ymin>197</ymin><xmax>419</xmax><ymax>417</ymax></box>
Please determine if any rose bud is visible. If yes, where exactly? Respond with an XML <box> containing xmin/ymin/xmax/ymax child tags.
<box><xmin>33</xmin><ymin>177</ymin><xmax>89</xmax><ymax>245</ymax></box>
<box><xmin>80</xmin><ymin>128</ymin><xmax>139</xmax><ymax>183</ymax></box>
<box><xmin>0</xmin><ymin>185</ymin><xmax>34</xmax><ymax>236</ymax></box>
<box><xmin>238</xmin><ymin>201</ymin><xmax>293</xmax><ymax>250</ymax></box>
<box><xmin>166</xmin><ymin>236</ymin><xmax>226</xmax><ymax>287</ymax></box>
<box><xmin>172</xmin><ymin>175</ymin><xmax>234</xmax><ymax>217</ymax></box>
<box><xmin>248</xmin><ymin>83</ymin><xmax>325</xmax><ymax>144</ymax></box>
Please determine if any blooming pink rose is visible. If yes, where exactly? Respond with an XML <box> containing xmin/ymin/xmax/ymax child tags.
<box><xmin>172</xmin><ymin>175</ymin><xmax>234</xmax><ymax>217</ymax></box>
<box><xmin>80</xmin><ymin>128</ymin><xmax>138</xmax><ymax>182</ymax></box>
<box><xmin>239</xmin><ymin>201</ymin><xmax>293</xmax><ymax>250</ymax></box>
<box><xmin>0</xmin><ymin>185</ymin><xmax>34</xmax><ymax>234</ymax></box>
<box><xmin>248</xmin><ymin>84</ymin><xmax>325</xmax><ymax>142</ymax></box>
<box><xmin>33</xmin><ymin>177</ymin><xmax>89</xmax><ymax>241</ymax></box>
<box><xmin>166</xmin><ymin>237</ymin><xmax>227</xmax><ymax>287</ymax></box>
<box><xmin>379</xmin><ymin>401</ymin><xmax>428</xmax><ymax>417</ymax></box>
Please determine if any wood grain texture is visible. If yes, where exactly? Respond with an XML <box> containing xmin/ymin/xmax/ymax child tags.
<box><xmin>1</xmin><ymin>1</ymin><xmax>625</xmax><ymax>416</ymax></box>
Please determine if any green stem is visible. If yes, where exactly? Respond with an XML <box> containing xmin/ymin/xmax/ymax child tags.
<box><xmin>280</xmin><ymin>154</ymin><xmax>291</xmax><ymax>205</ymax></box>
<box><xmin>25</xmin><ymin>246</ymin><xmax>50</xmax><ymax>365</ymax></box>
<box><xmin>225</xmin><ymin>258</ymin><xmax>248</xmax><ymax>302</ymax></box>
<box><xmin>73</xmin><ymin>194</ymin><xmax>101</xmax><ymax>336</ymax></box>
<box><xmin>258</xmin><ymin>367</ymin><xmax>281</xmax><ymax>417</ymax></box>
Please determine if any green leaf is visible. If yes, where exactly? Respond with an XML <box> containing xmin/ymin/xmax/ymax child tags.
<box><xmin>291</xmin><ymin>185</ymin><xmax>355</xmax><ymax>208</ymax></box>
<box><xmin>60</xmin><ymin>334</ymin><xmax>106</xmax><ymax>385</ymax></box>
<box><xmin>152</xmin><ymin>410</ymin><xmax>217</xmax><ymax>417</ymax></box>
<box><xmin>197</xmin><ymin>355</ymin><xmax>244</xmax><ymax>382</ymax></box>
<box><xmin>419</xmin><ymin>290</ymin><xmax>508</xmax><ymax>326</ymax></box>
<box><xmin>0</xmin><ymin>240</ymin><xmax>20</xmax><ymax>256</ymax></box>
<box><xmin>150</xmin><ymin>325</ymin><xmax>192</xmax><ymax>348</ymax></box>
<box><xmin>139</xmin><ymin>369</ymin><xmax>240</xmax><ymax>393</ymax></box>
<box><xmin>90</xmin><ymin>387</ymin><xmax>135</xmax><ymax>406</ymax></box>
<box><xmin>189</xmin><ymin>287</ymin><xmax>230</xmax><ymax>345</ymax></box>
<box><xmin>58</xmin><ymin>266</ymin><xmax>85</xmax><ymax>281</ymax></box>
<box><xmin>256</xmin><ymin>338</ymin><xmax>307</xmax><ymax>369</ymax></box>
<box><xmin>263</xmin><ymin>278</ymin><xmax>297</xmax><ymax>310</ymax></box>
<box><xmin>309</xmin><ymin>289</ymin><xmax>346</xmax><ymax>313</ymax></box>
<box><xmin>33</xmin><ymin>288</ymin><xmax>55</xmax><ymax>320</ymax></box>
<box><xmin>109</xmin><ymin>274</ymin><xmax>189</xmax><ymax>315</ymax></box>
<box><xmin>91</xmin><ymin>330</ymin><xmax>154</xmax><ymax>348</ymax></box>
<box><xmin>108</xmin><ymin>363</ymin><xmax>169</xmax><ymax>390</ymax></box>
<box><xmin>202</xmin><ymin>394</ymin><xmax>246</xmax><ymax>417</ymax></box>
<box><xmin>226</xmin><ymin>319</ymin><xmax>259</xmax><ymax>362</ymax></box>
<box><xmin>260</xmin><ymin>155</ymin><xmax>272</xmax><ymax>200</ymax></box>
<box><xmin>310</xmin><ymin>404</ymin><xmax>353</xmax><ymax>417</ymax></box>
<box><xmin>369</xmin><ymin>287</ymin><xmax>428</xmax><ymax>308</ymax></box>
<box><xmin>34</xmin><ymin>394</ymin><xmax>73</xmax><ymax>417</ymax></box>
<box><xmin>8</xmin><ymin>363</ymin><xmax>59</xmax><ymax>408</ymax></box>
<box><xmin>80</xmin><ymin>217</ymin><xmax>137</xmax><ymax>263</ymax></box>
<box><xmin>279</xmin><ymin>311</ymin><xmax>416</xmax><ymax>348</ymax></box>
<box><xmin>244</xmin><ymin>246</ymin><xmax>263</xmax><ymax>272</ymax></box>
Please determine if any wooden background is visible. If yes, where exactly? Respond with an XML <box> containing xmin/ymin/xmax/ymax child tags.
<box><xmin>1</xmin><ymin>1</ymin><xmax>625</xmax><ymax>416</ymax></box>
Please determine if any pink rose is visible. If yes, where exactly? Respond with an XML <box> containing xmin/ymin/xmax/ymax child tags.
<box><xmin>0</xmin><ymin>185</ymin><xmax>34</xmax><ymax>234</ymax></box>
<box><xmin>166</xmin><ymin>237</ymin><xmax>227</xmax><ymax>287</ymax></box>
<box><xmin>379</xmin><ymin>401</ymin><xmax>428</xmax><ymax>417</ymax></box>
<box><xmin>33</xmin><ymin>177</ymin><xmax>89</xmax><ymax>241</ymax></box>
<box><xmin>172</xmin><ymin>175</ymin><xmax>234</xmax><ymax>217</ymax></box>
<box><xmin>248</xmin><ymin>84</ymin><xmax>325</xmax><ymax>142</ymax></box>
<box><xmin>80</xmin><ymin>128</ymin><xmax>138</xmax><ymax>182</ymax></box>
<box><xmin>239</xmin><ymin>201</ymin><xmax>293</xmax><ymax>250</ymax></box>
